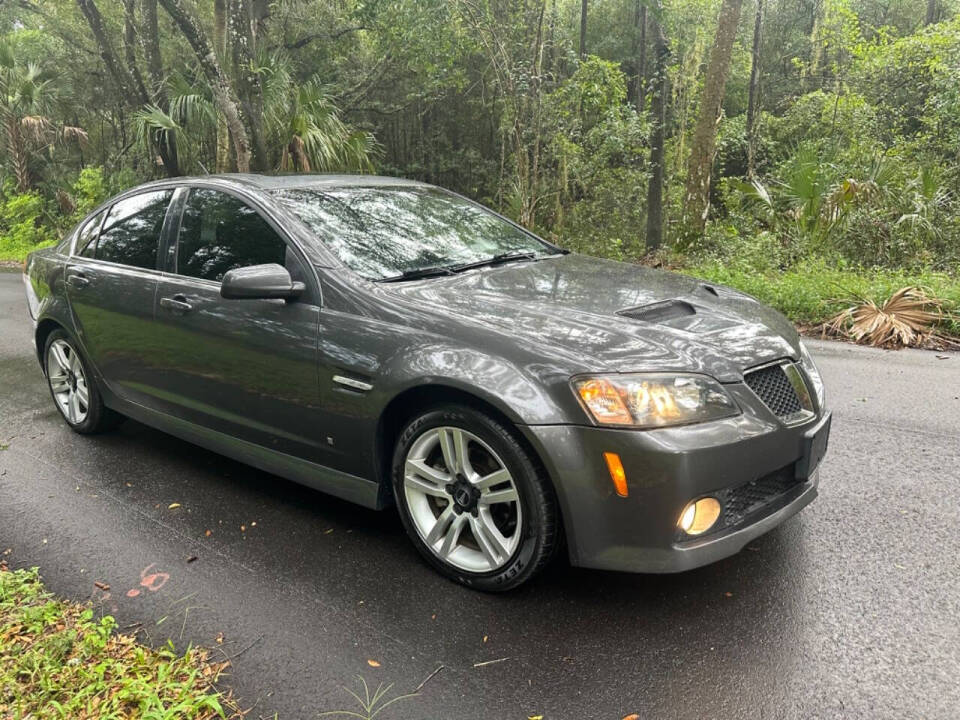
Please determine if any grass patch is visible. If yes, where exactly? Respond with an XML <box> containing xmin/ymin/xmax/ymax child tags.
<box><xmin>685</xmin><ymin>258</ymin><xmax>960</xmax><ymax>337</ymax></box>
<box><xmin>0</xmin><ymin>566</ymin><xmax>240</xmax><ymax>719</ymax></box>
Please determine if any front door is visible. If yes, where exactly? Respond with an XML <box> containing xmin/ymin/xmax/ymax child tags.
<box><xmin>148</xmin><ymin>187</ymin><xmax>326</xmax><ymax>463</ymax></box>
<box><xmin>66</xmin><ymin>189</ymin><xmax>175</xmax><ymax>405</ymax></box>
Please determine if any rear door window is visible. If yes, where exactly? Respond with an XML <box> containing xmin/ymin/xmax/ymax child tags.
<box><xmin>175</xmin><ymin>188</ymin><xmax>289</xmax><ymax>282</ymax></box>
<box><xmin>95</xmin><ymin>190</ymin><xmax>173</xmax><ymax>270</ymax></box>
<box><xmin>76</xmin><ymin>209</ymin><xmax>105</xmax><ymax>258</ymax></box>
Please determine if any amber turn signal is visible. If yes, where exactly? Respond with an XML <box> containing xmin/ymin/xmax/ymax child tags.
<box><xmin>603</xmin><ymin>452</ymin><xmax>628</xmax><ymax>497</ymax></box>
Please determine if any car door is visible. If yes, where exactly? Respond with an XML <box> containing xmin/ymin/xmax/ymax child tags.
<box><xmin>66</xmin><ymin>189</ymin><xmax>176</xmax><ymax>406</ymax></box>
<box><xmin>149</xmin><ymin>187</ymin><xmax>327</xmax><ymax>463</ymax></box>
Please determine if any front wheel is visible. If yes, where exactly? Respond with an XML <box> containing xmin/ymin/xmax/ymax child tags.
<box><xmin>392</xmin><ymin>405</ymin><xmax>559</xmax><ymax>591</ymax></box>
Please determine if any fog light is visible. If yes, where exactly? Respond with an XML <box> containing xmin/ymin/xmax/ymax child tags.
<box><xmin>678</xmin><ymin>497</ymin><xmax>721</xmax><ymax>535</ymax></box>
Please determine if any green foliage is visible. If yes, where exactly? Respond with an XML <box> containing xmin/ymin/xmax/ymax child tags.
<box><xmin>71</xmin><ymin>166</ymin><xmax>108</xmax><ymax>216</ymax></box>
<box><xmin>0</xmin><ymin>187</ymin><xmax>54</xmax><ymax>261</ymax></box>
<box><xmin>0</xmin><ymin>567</ymin><xmax>238</xmax><ymax>718</ymax></box>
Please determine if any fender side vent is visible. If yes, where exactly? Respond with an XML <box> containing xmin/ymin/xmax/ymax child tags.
<box><xmin>618</xmin><ymin>299</ymin><xmax>696</xmax><ymax>323</ymax></box>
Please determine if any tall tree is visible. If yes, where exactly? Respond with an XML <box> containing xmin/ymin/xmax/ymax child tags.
<box><xmin>746</xmin><ymin>0</ymin><xmax>763</xmax><ymax>176</ymax></box>
<box><xmin>645</xmin><ymin>2</ymin><xmax>669</xmax><ymax>251</ymax></box>
<box><xmin>925</xmin><ymin>0</ymin><xmax>939</xmax><ymax>25</ymax></box>
<box><xmin>633</xmin><ymin>0</ymin><xmax>648</xmax><ymax>109</ymax></box>
<box><xmin>579</xmin><ymin>0</ymin><xmax>587</xmax><ymax>59</ymax></box>
<box><xmin>0</xmin><ymin>46</ymin><xmax>57</xmax><ymax>191</ymax></box>
<box><xmin>157</xmin><ymin>0</ymin><xmax>252</xmax><ymax>172</ymax></box>
<box><xmin>139</xmin><ymin>0</ymin><xmax>181</xmax><ymax>175</ymax></box>
<box><xmin>213</xmin><ymin>0</ymin><xmax>230</xmax><ymax>172</ymax></box>
<box><xmin>683</xmin><ymin>0</ymin><xmax>744</xmax><ymax>236</ymax></box>
<box><xmin>229</xmin><ymin>0</ymin><xmax>269</xmax><ymax>170</ymax></box>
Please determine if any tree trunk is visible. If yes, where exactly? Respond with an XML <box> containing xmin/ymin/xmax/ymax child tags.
<box><xmin>140</xmin><ymin>0</ymin><xmax>181</xmax><ymax>176</ymax></box>
<box><xmin>683</xmin><ymin>0</ymin><xmax>744</xmax><ymax>237</ymax></box>
<box><xmin>579</xmin><ymin>0</ymin><xmax>587</xmax><ymax>59</ymax></box>
<box><xmin>925</xmin><ymin>0</ymin><xmax>939</xmax><ymax>25</ymax></box>
<box><xmin>75</xmin><ymin>0</ymin><xmax>146</xmax><ymax>104</ymax></box>
<box><xmin>121</xmin><ymin>0</ymin><xmax>149</xmax><ymax>101</ymax></box>
<box><xmin>6</xmin><ymin>115</ymin><xmax>30</xmax><ymax>191</ymax></box>
<box><xmin>746</xmin><ymin>0</ymin><xmax>763</xmax><ymax>176</ymax></box>
<box><xmin>633</xmin><ymin>1</ymin><xmax>647</xmax><ymax>109</ymax></box>
<box><xmin>157</xmin><ymin>0</ymin><xmax>251</xmax><ymax>172</ymax></box>
<box><xmin>645</xmin><ymin>6</ymin><xmax>669</xmax><ymax>252</ymax></box>
<box><xmin>77</xmin><ymin>0</ymin><xmax>181</xmax><ymax>176</ymax></box>
<box><xmin>213</xmin><ymin>0</ymin><xmax>230</xmax><ymax>172</ymax></box>
<box><xmin>229</xmin><ymin>0</ymin><xmax>269</xmax><ymax>170</ymax></box>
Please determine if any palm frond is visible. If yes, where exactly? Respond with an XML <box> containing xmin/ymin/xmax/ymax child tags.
<box><xmin>826</xmin><ymin>286</ymin><xmax>952</xmax><ymax>348</ymax></box>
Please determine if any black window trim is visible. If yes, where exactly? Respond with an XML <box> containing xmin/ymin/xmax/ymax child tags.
<box><xmin>69</xmin><ymin>187</ymin><xmax>177</xmax><ymax>274</ymax></box>
<box><xmin>164</xmin><ymin>183</ymin><xmax>322</xmax><ymax>306</ymax></box>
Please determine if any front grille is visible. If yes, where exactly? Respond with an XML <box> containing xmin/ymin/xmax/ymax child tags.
<box><xmin>719</xmin><ymin>466</ymin><xmax>803</xmax><ymax>528</ymax></box>
<box><xmin>744</xmin><ymin>363</ymin><xmax>803</xmax><ymax>419</ymax></box>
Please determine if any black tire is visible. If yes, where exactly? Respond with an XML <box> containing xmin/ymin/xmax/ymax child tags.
<box><xmin>391</xmin><ymin>404</ymin><xmax>559</xmax><ymax>591</ymax></box>
<box><xmin>43</xmin><ymin>329</ymin><xmax>123</xmax><ymax>434</ymax></box>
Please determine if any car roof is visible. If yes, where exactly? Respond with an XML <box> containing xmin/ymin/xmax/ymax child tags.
<box><xmin>136</xmin><ymin>173</ymin><xmax>431</xmax><ymax>193</ymax></box>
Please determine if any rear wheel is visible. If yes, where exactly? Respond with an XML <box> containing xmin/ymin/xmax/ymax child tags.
<box><xmin>392</xmin><ymin>405</ymin><xmax>559</xmax><ymax>591</ymax></box>
<box><xmin>44</xmin><ymin>330</ymin><xmax>121</xmax><ymax>434</ymax></box>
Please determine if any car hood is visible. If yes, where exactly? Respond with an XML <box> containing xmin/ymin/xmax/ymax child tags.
<box><xmin>383</xmin><ymin>254</ymin><xmax>799</xmax><ymax>382</ymax></box>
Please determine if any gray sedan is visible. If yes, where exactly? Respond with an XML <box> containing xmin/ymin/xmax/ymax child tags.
<box><xmin>23</xmin><ymin>174</ymin><xmax>830</xmax><ymax>590</ymax></box>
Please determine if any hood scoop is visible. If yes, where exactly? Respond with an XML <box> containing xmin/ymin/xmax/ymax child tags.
<box><xmin>617</xmin><ymin>297</ymin><xmax>744</xmax><ymax>335</ymax></box>
<box><xmin>618</xmin><ymin>299</ymin><xmax>696</xmax><ymax>323</ymax></box>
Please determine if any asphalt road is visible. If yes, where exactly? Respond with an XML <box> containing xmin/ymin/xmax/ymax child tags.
<box><xmin>2</xmin><ymin>269</ymin><xmax>959</xmax><ymax>719</ymax></box>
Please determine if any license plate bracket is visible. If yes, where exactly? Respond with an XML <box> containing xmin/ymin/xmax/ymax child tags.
<box><xmin>795</xmin><ymin>413</ymin><xmax>831</xmax><ymax>480</ymax></box>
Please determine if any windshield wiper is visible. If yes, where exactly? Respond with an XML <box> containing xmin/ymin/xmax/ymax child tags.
<box><xmin>452</xmin><ymin>251</ymin><xmax>540</xmax><ymax>273</ymax></box>
<box><xmin>377</xmin><ymin>265</ymin><xmax>458</xmax><ymax>283</ymax></box>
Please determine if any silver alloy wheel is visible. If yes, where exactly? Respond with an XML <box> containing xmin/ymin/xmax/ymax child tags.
<box><xmin>47</xmin><ymin>338</ymin><xmax>89</xmax><ymax>425</ymax></box>
<box><xmin>403</xmin><ymin>426</ymin><xmax>522</xmax><ymax>573</ymax></box>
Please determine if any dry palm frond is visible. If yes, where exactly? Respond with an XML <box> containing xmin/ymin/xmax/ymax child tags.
<box><xmin>61</xmin><ymin>125</ymin><xmax>88</xmax><ymax>146</ymax></box>
<box><xmin>826</xmin><ymin>286</ymin><xmax>951</xmax><ymax>348</ymax></box>
<box><xmin>20</xmin><ymin>114</ymin><xmax>52</xmax><ymax>142</ymax></box>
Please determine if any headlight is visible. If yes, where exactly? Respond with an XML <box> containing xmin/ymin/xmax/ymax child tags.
<box><xmin>573</xmin><ymin>373</ymin><xmax>740</xmax><ymax>428</ymax></box>
<box><xmin>798</xmin><ymin>342</ymin><xmax>825</xmax><ymax>409</ymax></box>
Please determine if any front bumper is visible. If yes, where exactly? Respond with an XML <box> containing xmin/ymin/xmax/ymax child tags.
<box><xmin>521</xmin><ymin>389</ymin><xmax>831</xmax><ymax>573</ymax></box>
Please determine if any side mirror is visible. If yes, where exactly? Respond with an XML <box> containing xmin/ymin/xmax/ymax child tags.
<box><xmin>220</xmin><ymin>263</ymin><xmax>305</xmax><ymax>301</ymax></box>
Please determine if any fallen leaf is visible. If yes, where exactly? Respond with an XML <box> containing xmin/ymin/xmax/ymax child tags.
<box><xmin>936</xmin><ymin>355</ymin><xmax>949</xmax><ymax>360</ymax></box>
<box><xmin>483</xmin><ymin>635</ymin><xmax>488</xmax><ymax>643</ymax></box>
<box><xmin>168</xmin><ymin>503</ymin><xmax>181</xmax><ymax>509</ymax></box>
<box><xmin>215</xmin><ymin>632</ymin><xmax>224</xmax><ymax>644</ymax></box>
<box><xmin>125</xmin><ymin>482</ymin><xmax>132</xmax><ymax>487</ymax></box>
<box><xmin>94</xmin><ymin>581</ymin><xmax>110</xmax><ymax>591</ymax></box>
<box><xmin>126</xmin><ymin>589</ymin><xmax>141</xmax><ymax>598</ymax></box>
<box><xmin>725</xmin><ymin>592</ymin><xmax>733</xmax><ymax>598</ymax></box>
<box><xmin>42</xmin><ymin>538</ymin><xmax>47</xmax><ymax>544</ymax></box>
<box><xmin>251</xmin><ymin>521</ymin><xmax>257</xmax><ymax>527</ymax></box>
<box><xmin>528</xmin><ymin>716</ymin><xmax>543</xmax><ymax>720</ymax></box>
<box><xmin>623</xmin><ymin>715</ymin><xmax>640</xmax><ymax>720</ymax></box>
<box><xmin>367</xmin><ymin>659</ymin><xmax>381</xmax><ymax>668</ymax></box>
<box><xmin>324</xmin><ymin>528</ymin><xmax>334</xmax><ymax>535</ymax></box>
<box><xmin>240</xmin><ymin>525</ymin><xmax>246</xmax><ymax>532</ymax></box>
<box><xmin>205</xmin><ymin>529</ymin><xmax>212</xmax><ymax>537</ymax></box>
<box><xmin>186</xmin><ymin>555</ymin><xmax>198</xmax><ymax>563</ymax></box>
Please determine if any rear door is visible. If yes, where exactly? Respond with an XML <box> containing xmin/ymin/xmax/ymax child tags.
<box><xmin>66</xmin><ymin>188</ymin><xmax>176</xmax><ymax>405</ymax></box>
<box><xmin>149</xmin><ymin>187</ymin><xmax>326</xmax><ymax>463</ymax></box>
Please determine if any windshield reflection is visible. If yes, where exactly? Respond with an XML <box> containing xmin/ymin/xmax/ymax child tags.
<box><xmin>273</xmin><ymin>186</ymin><xmax>559</xmax><ymax>280</ymax></box>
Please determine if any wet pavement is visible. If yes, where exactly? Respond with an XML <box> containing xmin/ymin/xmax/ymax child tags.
<box><xmin>1</xmin><ymin>270</ymin><xmax>959</xmax><ymax>719</ymax></box>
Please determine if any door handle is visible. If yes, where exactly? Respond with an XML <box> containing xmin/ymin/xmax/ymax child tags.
<box><xmin>160</xmin><ymin>295</ymin><xmax>193</xmax><ymax>313</ymax></box>
<box><xmin>65</xmin><ymin>272</ymin><xmax>90</xmax><ymax>289</ymax></box>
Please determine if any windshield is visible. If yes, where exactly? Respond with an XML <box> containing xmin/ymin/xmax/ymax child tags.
<box><xmin>273</xmin><ymin>186</ymin><xmax>558</xmax><ymax>280</ymax></box>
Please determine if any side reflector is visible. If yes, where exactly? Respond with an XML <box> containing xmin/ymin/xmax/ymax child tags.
<box><xmin>603</xmin><ymin>452</ymin><xmax>628</xmax><ymax>497</ymax></box>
